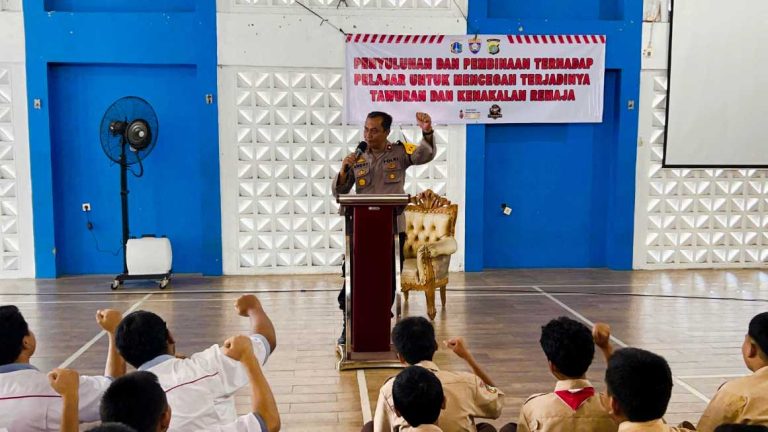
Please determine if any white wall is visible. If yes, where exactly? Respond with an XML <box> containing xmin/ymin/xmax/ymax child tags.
<box><xmin>633</xmin><ymin>0</ymin><xmax>768</xmax><ymax>268</ymax></box>
<box><xmin>217</xmin><ymin>0</ymin><xmax>468</xmax><ymax>274</ymax></box>
<box><xmin>0</xmin><ymin>7</ymin><xmax>36</xmax><ymax>278</ymax></box>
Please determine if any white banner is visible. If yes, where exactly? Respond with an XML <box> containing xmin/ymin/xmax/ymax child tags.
<box><xmin>345</xmin><ymin>34</ymin><xmax>606</xmax><ymax>124</ymax></box>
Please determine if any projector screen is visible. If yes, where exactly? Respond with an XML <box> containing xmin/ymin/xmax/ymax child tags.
<box><xmin>664</xmin><ymin>0</ymin><xmax>768</xmax><ymax>167</ymax></box>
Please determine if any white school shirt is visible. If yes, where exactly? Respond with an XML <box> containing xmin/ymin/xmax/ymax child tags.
<box><xmin>0</xmin><ymin>363</ymin><xmax>111</xmax><ymax>432</ymax></box>
<box><xmin>140</xmin><ymin>334</ymin><xmax>271</xmax><ymax>432</ymax></box>
<box><xmin>207</xmin><ymin>413</ymin><xmax>267</xmax><ymax>432</ymax></box>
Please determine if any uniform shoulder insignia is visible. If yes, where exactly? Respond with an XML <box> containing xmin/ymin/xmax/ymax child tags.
<box><xmin>403</xmin><ymin>142</ymin><xmax>417</xmax><ymax>155</ymax></box>
<box><xmin>523</xmin><ymin>393</ymin><xmax>548</xmax><ymax>405</ymax></box>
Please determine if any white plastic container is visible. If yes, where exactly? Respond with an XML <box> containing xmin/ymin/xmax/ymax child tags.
<box><xmin>126</xmin><ymin>236</ymin><xmax>172</xmax><ymax>275</ymax></box>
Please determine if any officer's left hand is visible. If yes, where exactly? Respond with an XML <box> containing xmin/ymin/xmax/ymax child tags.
<box><xmin>416</xmin><ymin>112</ymin><xmax>433</xmax><ymax>133</ymax></box>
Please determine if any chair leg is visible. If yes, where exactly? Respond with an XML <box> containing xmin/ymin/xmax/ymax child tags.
<box><xmin>426</xmin><ymin>288</ymin><xmax>436</xmax><ymax>320</ymax></box>
<box><xmin>440</xmin><ymin>285</ymin><xmax>447</xmax><ymax>307</ymax></box>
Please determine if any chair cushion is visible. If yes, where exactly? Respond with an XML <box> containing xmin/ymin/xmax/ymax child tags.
<box><xmin>403</xmin><ymin>211</ymin><xmax>452</xmax><ymax>259</ymax></box>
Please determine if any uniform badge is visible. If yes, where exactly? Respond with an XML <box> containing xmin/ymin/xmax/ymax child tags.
<box><xmin>388</xmin><ymin>173</ymin><xmax>396</xmax><ymax>180</ymax></box>
<box><xmin>387</xmin><ymin>162</ymin><xmax>397</xmax><ymax>169</ymax></box>
<box><xmin>358</xmin><ymin>178</ymin><xmax>366</xmax><ymax>187</ymax></box>
<box><xmin>404</xmin><ymin>142</ymin><xmax>417</xmax><ymax>155</ymax></box>
<box><xmin>386</xmin><ymin>144</ymin><xmax>392</xmax><ymax>151</ymax></box>
<box><xmin>484</xmin><ymin>384</ymin><xmax>499</xmax><ymax>394</ymax></box>
<box><xmin>357</xmin><ymin>169</ymin><xmax>368</xmax><ymax>176</ymax></box>
<box><xmin>357</xmin><ymin>157</ymin><xmax>366</xmax><ymax>163</ymax></box>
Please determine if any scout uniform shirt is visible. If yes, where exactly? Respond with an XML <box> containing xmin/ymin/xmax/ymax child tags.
<box><xmin>0</xmin><ymin>363</ymin><xmax>111</xmax><ymax>432</ymax></box>
<box><xmin>696</xmin><ymin>365</ymin><xmax>768</xmax><ymax>432</ymax></box>
<box><xmin>517</xmin><ymin>379</ymin><xmax>618</xmax><ymax>432</ymax></box>
<box><xmin>373</xmin><ymin>360</ymin><xmax>504</xmax><ymax>432</ymax></box>
<box><xmin>333</xmin><ymin>136</ymin><xmax>436</xmax><ymax>232</ymax></box>
<box><xmin>617</xmin><ymin>420</ymin><xmax>693</xmax><ymax>432</ymax></box>
<box><xmin>401</xmin><ymin>425</ymin><xmax>444</xmax><ymax>432</ymax></box>
<box><xmin>139</xmin><ymin>334</ymin><xmax>271</xmax><ymax>432</ymax></box>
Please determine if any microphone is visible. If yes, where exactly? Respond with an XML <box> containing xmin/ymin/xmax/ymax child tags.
<box><xmin>345</xmin><ymin>141</ymin><xmax>368</xmax><ymax>173</ymax></box>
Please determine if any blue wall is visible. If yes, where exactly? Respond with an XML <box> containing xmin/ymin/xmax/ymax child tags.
<box><xmin>466</xmin><ymin>0</ymin><xmax>641</xmax><ymax>271</ymax></box>
<box><xmin>24</xmin><ymin>1</ymin><xmax>221</xmax><ymax>277</ymax></box>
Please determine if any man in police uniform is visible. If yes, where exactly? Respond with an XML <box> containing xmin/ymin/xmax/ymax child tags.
<box><xmin>695</xmin><ymin>312</ymin><xmax>768</xmax><ymax>431</ymax></box>
<box><xmin>333</xmin><ymin>111</ymin><xmax>436</xmax><ymax>344</ymax></box>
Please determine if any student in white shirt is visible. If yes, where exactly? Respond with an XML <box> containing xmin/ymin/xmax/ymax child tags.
<box><xmin>97</xmin><ymin>334</ymin><xmax>280</xmax><ymax>432</ymax></box>
<box><xmin>0</xmin><ymin>306</ymin><xmax>126</xmax><ymax>432</ymax></box>
<box><xmin>114</xmin><ymin>294</ymin><xmax>277</xmax><ymax>431</ymax></box>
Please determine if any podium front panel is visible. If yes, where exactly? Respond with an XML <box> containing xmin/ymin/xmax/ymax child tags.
<box><xmin>351</xmin><ymin>205</ymin><xmax>396</xmax><ymax>352</ymax></box>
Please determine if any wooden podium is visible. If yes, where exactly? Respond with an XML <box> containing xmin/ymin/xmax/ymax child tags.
<box><xmin>336</xmin><ymin>194</ymin><xmax>409</xmax><ymax>370</ymax></box>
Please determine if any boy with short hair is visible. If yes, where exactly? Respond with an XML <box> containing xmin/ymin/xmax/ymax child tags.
<box><xmin>392</xmin><ymin>366</ymin><xmax>445</xmax><ymax>432</ymax></box>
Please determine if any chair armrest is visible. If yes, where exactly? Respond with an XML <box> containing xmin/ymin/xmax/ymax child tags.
<box><xmin>426</xmin><ymin>237</ymin><xmax>457</xmax><ymax>257</ymax></box>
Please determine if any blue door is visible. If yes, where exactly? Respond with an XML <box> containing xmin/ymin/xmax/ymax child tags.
<box><xmin>482</xmin><ymin>71</ymin><xmax>620</xmax><ymax>268</ymax></box>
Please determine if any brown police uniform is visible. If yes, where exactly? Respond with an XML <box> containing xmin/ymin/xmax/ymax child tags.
<box><xmin>617</xmin><ymin>420</ymin><xmax>693</xmax><ymax>432</ymax></box>
<box><xmin>517</xmin><ymin>379</ymin><xmax>618</xmax><ymax>432</ymax></box>
<box><xmin>373</xmin><ymin>360</ymin><xmax>504</xmax><ymax>432</ymax></box>
<box><xmin>333</xmin><ymin>135</ymin><xmax>436</xmax><ymax>232</ymax></box>
<box><xmin>696</xmin><ymin>365</ymin><xmax>768</xmax><ymax>432</ymax></box>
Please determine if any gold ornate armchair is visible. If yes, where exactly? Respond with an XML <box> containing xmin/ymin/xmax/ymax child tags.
<box><xmin>401</xmin><ymin>190</ymin><xmax>458</xmax><ymax>320</ymax></box>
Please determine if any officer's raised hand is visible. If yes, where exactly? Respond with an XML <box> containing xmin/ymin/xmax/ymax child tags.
<box><xmin>416</xmin><ymin>112</ymin><xmax>433</xmax><ymax>133</ymax></box>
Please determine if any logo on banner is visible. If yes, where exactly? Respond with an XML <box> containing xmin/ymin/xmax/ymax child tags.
<box><xmin>468</xmin><ymin>37</ymin><xmax>482</xmax><ymax>54</ymax></box>
<box><xmin>450</xmin><ymin>41</ymin><xmax>463</xmax><ymax>54</ymax></box>
<box><xmin>487</xmin><ymin>38</ymin><xmax>501</xmax><ymax>55</ymax></box>
<box><xmin>463</xmin><ymin>108</ymin><xmax>481</xmax><ymax>120</ymax></box>
<box><xmin>488</xmin><ymin>104</ymin><xmax>503</xmax><ymax>120</ymax></box>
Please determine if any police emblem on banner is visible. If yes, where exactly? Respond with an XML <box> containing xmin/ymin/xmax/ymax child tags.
<box><xmin>450</xmin><ymin>41</ymin><xmax>462</xmax><ymax>54</ymax></box>
<box><xmin>488</xmin><ymin>104</ymin><xmax>503</xmax><ymax>120</ymax></box>
<box><xmin>468</xmin><ymin>37</ymin><xmax>482</xmax><ymax>54</ymax></box>
<box><xmin>487</xmin><ymin>38</ymin><xmax>501</xmax><ymax>55</ymax></box>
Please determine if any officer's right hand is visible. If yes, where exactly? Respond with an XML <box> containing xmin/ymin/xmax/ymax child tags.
<box><xmin>340</xmin><ymin>152</ymin><xmax>357</xmax><ymax>176</ymax></box>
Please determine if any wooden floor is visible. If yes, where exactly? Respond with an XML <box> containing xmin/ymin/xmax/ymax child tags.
<box><xmin>2</xmin><ymin>269</ymin><xmax>767</xmax><ymax>431</ymax></box>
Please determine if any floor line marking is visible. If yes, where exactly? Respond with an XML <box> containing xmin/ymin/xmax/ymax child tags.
<box><xmin>58</xmin><ymin>293</ymin><xmax>153</xmax><ymax>369</ymax></box>
<box><xmin>532</xmin><ymin>286</ymin><xmax>711</xmax><ymax>404</ymax></box>
<box><xmin>358</xmin><ymin>370</ymin><xmax>372</xmax><ymax>424</ymax></box>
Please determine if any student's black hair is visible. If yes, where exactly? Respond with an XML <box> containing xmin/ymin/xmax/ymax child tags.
<box><xmin>539</xmin><ymin>316</ymin><xmax>595</xmax><ymax>377</ymax></box>
<box><xmin>748</xmin><ymin>312</ymin><xmax>768</xmax><ymax>355</ymax></box>
<box><xmin>392</xmin><ymin>317</ymin><xmax>438</xmax><ymax>364</ymax></box>
<box><xmin>393</xmin><ymin>366</ymin><xmax>444</xmax><ymax>427</ymax></box>
<box><xmin>87</xmin><ymin>423</ymin><xmax>138</xmax><ymax>432</ymax></box>
<box><xmin>0</xmin><ymin>305</ymin><xmax>29</xmax><ymax>365</ymax></box>
<box><xmin>605</xmin><ymin>348</ymin><xmax>673</xmax><ymax>422</ymax></box>
<box><xmin>115</xmin><ymin>311</ymin><xmax>170</xmax><ymax>368</ymax></box>
<box><xmin>714</xmin><ymin>425</ymin><xmax>768</xmax><ymax>432</ymax></box>
<box><xmin>100</xmin><ymin>371</ymin><xmax>167</xmax><ymax>432</ymax></box>
<box><xmin>367</xmin><ymin>111</ymin><xmax>393</xmax><ymax>131</ymax></box>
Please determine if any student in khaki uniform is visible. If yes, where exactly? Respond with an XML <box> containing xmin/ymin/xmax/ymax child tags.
<box><xmin>604</xmin><ymin>348</ymin><xmax>694</xmax><ymax>432</ymax></box>
<box><xmin>714</xmin><ymin>426</ymin><xmax>768</xmax><ymax>432</ymax></box>
<box><xmin>368</xmin><ymin>316</ymin><xmax>511</xmax><ymax>432</ymax></box>
<box><xmin>333</xmin><ymin>111</ymin><xmax>436</xmax><ymax>344</ymax></box>
<box><xmin>695</xmin><ymin>312</ymin><xmax>768</xmax><ymax>432</ymax></box>
<box><xmin>392</xmin><ymin>366</ymin><xmax>446</xmax><ymax>432</ymax></box>
<box><xmin>517</xmin><ymin>317</ymin><xmax>618</xmax><ymax>432</ymax></box>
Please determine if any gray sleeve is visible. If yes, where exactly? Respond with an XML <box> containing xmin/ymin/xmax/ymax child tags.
<box><xmin>332</xmin><ymin>171</ymin><xmax>354</xmax><ymax>198</ymax></box>
<box><xmin>409</xmin><ymin>134</ymin><xmax>436</xmax><ymax>166</ymax></box>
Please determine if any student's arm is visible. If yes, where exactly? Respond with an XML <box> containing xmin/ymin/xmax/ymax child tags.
<box><xmin>235</xmin><ymin>295</ymin><xmax>277</xmax><ymax>353</ymax></box>
<box><xmin>444</xmin><ymin>337</ymin><xmax>496</xmax><ymax>387</ymax></box>
<box><xmin>47</xmin><ymin>368</ymin><xmax>80</xmax><ymax>432</ymax></box>
<box><xmin>223</xmin><ymin>335</ymin><xmax>281</xmax><ymax>432</ymax></box>
<box><xmin>592</xmin><ymin>323</ymin><xmax>614</xmax><ymax>362</ymax></box>
<box><xmin>96</xmin><ymin>309</ymin><xmax>126</xmax><ymax>378</ymax></box>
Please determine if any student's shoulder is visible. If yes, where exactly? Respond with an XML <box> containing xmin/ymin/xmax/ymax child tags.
<box><xmin>522</xmin><ymin>392</ymin><xmax>554</xmax><ymax>408</ymax></box>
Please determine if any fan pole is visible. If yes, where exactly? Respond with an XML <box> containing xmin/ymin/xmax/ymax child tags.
<box><xmin>120</xmin><ymin>140</ymin><xmax>130</xmax><ymax>275</ymax></box>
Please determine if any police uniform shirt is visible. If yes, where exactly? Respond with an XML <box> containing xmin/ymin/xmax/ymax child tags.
<box><xmin>373</xmin><ymin>360</ymin><xmax>504</xmax><ymax>432</ymax></box>
<box><xmin>333</xmin><ymin>136</ymin><xmax>436</xmax><ymax>232</ymax></box>
<box><xmin>696</xmin><ymin>365</ymin><xmax>768</xmax><ymax>432</ymax></box>
<box><xmin>139</xmin><ymin>334</ymin><xmax>271</xmax><ymax>432</ymax></box>
<box><xmin>0</xmin><ymin>363</ymin><xmax>110</xmax><ymax>432</ymax></box>
<box><xmin>617</xmin><ymin>420</ymin><xmax>693</xmax><ymax>432</ymax></box>
<box><xmin>517</xmin><ymin>379</ymin><xmax>618</xmax><ymax>432</ymax></box>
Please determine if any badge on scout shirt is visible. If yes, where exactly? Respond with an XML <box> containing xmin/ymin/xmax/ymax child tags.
<box><xmin>358</xmin><ymin>178</ymin><xmax>367</xmax><ymax>187</ymax></box>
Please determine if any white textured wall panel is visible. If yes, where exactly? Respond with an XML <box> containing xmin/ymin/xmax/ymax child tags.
<box><xmin>217</xmin><ymin>2</ymin><xmax>466</xmax><ymax>274</ymax></box>
<box><xmin>634</xmin><ymin>31</ymin><xmax>768</xmax><ymax>269</ymax></box>
<box><xmin>0</xmin><ymin>11</ymin><xmax>35</xmax><ymax>278</ymax></box>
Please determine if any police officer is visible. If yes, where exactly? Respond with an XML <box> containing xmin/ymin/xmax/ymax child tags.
<box><xmin>333</xmin><ymin>111</ymin><xmax>436</xmax><ymax>345</ymax></box>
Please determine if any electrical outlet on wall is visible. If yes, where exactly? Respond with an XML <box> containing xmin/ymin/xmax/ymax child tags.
<box><xmin>82</xmin><ymin>203</ymin><xmax>91</xmax><ymax>212</ymax></box>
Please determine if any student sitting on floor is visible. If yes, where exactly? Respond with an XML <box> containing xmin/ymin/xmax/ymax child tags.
<box><xmin>517</xmin><ymin>317</ymin><xmax>618</xmax><ymax>432</ymax></box>
<box><xmin>0</xmin><ymin>305</ymin><xmax>126</xmax><ymax>432</ymax></box>
<box><xmin>392</xmin><ymin>366</ymin><xmax>446</xmax><ymax>432</ymax></box>
<box><xmin>695</xmin><ymin>312</ymin><xmax>768</xmax><ymax>431</ymax></box>
<box><xmin>604</xmin><ymin>347</ymin><xmax>693</xmax><ymax>432</ymax></box>
<box><xmin>371</xmin><ymin>316</ymin><xmax>512</xmax><ymax>432</ymax></box>
<box><xmin>97</xmin><ymin>334</ymin><xmax>280</xmax><ymax>432</ymax></box>
<box><xmin>114</xmin><ymin>294</ymin><xmax>277</xmax><ymax>431</ymax></box>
